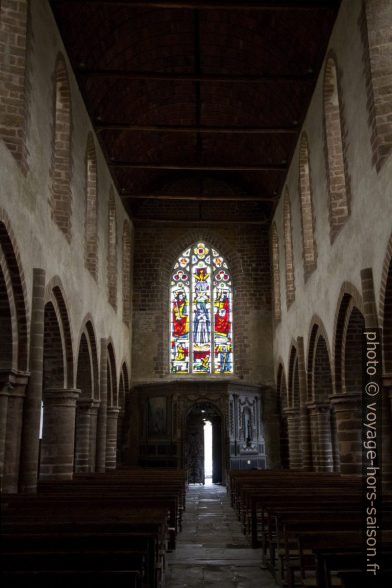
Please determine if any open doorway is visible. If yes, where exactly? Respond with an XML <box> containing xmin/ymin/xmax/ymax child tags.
<box><xmin>185</xmin><ymin>402</ymin><xmax>222</xmax><ymax>485</ymax></box>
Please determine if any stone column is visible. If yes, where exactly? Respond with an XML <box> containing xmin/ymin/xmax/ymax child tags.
<box><xmin>74</xmin><ymin>399</ymin><xmax>95</xmax><ymax>473</ymax></box>
<box><xmin>19</xmin><ymin>268</ymin><xmax>45</xmax><ymax>493</ymax></box>
<box><xmin>285</xmin><ymin>408</ymin><xmax>302</xmax><ymax>469</ymax></box>
<box><xmin>0</xmin><ymin>379</ymin><xmax>11</xmax><ymax>490</ymax></box>
<box><xmin>88</xmin><ymin>400</ymin><xmax>100</xmax><ymax>472</ymax></box>
<box><xmin>3</xmin><ymin>372</ymin><xmax>28</xmax><ymax>492</ymax></box>
<box><xmin>39</xmin><ymin>388</ymin><xmax>80</xmax><ymax>480</ymax></box>
<box><xmin>95</xmin><ymin>339</ymin><xmax>108</xmax><ymax>472</ymax></box>
<box><xmin>106</xmin><ymin>407</ymin><xmax>120</xmax><ymax>470</ymax></box>
<box><xmin>308</xmin><ymin>402</ymin><xmax>334</xmax><ymax>472</ymax></box>
<box><xmin>330</xmin><ymin>393</ymin><xmax>362</xmax><ymax>474</ymax></box>
<box><xmin>117</xmin><ymin>407</ymin><xmax>125</xmax><ymax>465</ymax></box>
<box><xmin>297</xmin><ymin>337</ymin><xmax>312</xmax><ymax>470</ymax></box>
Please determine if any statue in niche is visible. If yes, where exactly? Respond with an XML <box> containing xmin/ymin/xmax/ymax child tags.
<box><xmin>243</xmin><ymin>407</ymin><xmax>253</xmax><ymax>447</ymax></box>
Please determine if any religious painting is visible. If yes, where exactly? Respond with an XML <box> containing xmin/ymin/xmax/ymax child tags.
<box><xmin>148</xmin><ymin>396</ymin><xmax>167</xmax><ymax>437</ymax></box>
<box><xmin>170</xmin><ymin>242</ymin><xmax>233</xmax><ymax>375</ymax></box>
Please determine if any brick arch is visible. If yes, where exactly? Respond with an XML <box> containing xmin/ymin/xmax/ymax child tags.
<box><xmin>107</xmin><ymin>187</ymin><xmax>117</xmax><ymax>310</ymax></box>
<box><xmin>276</xmin><ymin>361</ymin><xmax>287</xmax><ymax>410</ymax></box>
<box><xmin>283</xmin><ymin>188</ymin><xmax>295</xmax><ymax>307</ymax></box>
<box><xmin>323</xmin><ymin>53</ymin><xmax>351</xmax><ymax>242</ymax></box>
<box><xmin>333</xmin><ymin>282</ymin><xmax>364</xmax><ymax>395</ymax></box>
<box><xmin>379</xmin><ymin>233</ymin><xmax>392</xmax><ymax>373</ymax></box>
<box><xmin>306</xmin><ymin>315</ymin><xmax>333</xmax><ymax>401</ymax></box>
<box><xmin>0</xmin><ymin>209</ymin><xmax>29</xmax><ymax>371</ymax></box>
<box><xmin>288</xmin><ymin>342</ymin><xmax>300</xmax><ymax>409</ymax></box>
<box><xmin>277</xmin><ymin>362</ymin><xmax>289</xmax><ymax>469</ymax></box>
<box><xmin>122</xmin><ymin>220</ymin><xmax>132</xmax><ymax>326</ymax></box>
<box><xmin>344</xmin><ymin>301</ymin><xmax>365</xmax><ymax>394</ymax></box>
<box><xmin>271</xmin><ymin>223</ymin><xmax>281</xmax><ymax>321</ymax></box>
<box><xmin>44</xmin><ymin>276</ymin><xmax>74</xmax><ymax>388</ymax></box>
<box><xmin>85</xmin><ymin>132</ymin><xmax>98</xmax><ymax>279</ymax></box>
<box><xmin>107</xmin><ymin>339</ymin><xmax>117</xmax><ymax>407</ymax></box>
<box><xmin>119</xmin><ymin>361</ymin><xmax>130</xmax><ymax>409</ymax></box>
<box><xmin>298</xmin><ymin>132</ymin><xmax>317</xmax><ymax>277</ymax></box>
<box><xmin>76</xmin><ymin>314</ymin><xmax>99</xmax><ymax>400</ymax></box>
<box><xmin>0</xmin><ymin>256</ymin><xmax>15</xmax><ymax>372</ymax></box>
<box><xmin>50</xmin><ymin>53</ymin><xmax>72</xmax><ymax>241</ymax></box>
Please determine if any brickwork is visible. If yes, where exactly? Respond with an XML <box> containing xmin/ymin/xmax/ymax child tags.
<box><xmin>132</xmin><ymin>225</ymin><xmax>272</xmax><ymax>384</ymax></box>
<box><xmin>360</xmin><ymin>0</ymin><xmax>392</xmax><ymax>171</ymax></box>
<box><xmin>0</xmin><ymin>210</ymin><xmax>29</xmax><ymax>371</ymax></box>
<box><xmin>283</xmin><ymin>190</ymin><xmax>295</xmax><ymax>307</ymax></box>
<box><xmin>271</xmin><ymin>223</ymin><xmax>281</xmax><ymax>322</ymax></box>
<box><xmin>84</xmin><ymin>133</ymin><xmax>98</xmax><ymax>279</ymax></box>
<box><xmin>49</xmin><ymin>55</ymin><xmax>72</xmax><ymax>241</ymax></box>
<box><xmin>379</xmin><ymin>233</ymin><xmax>392</xmax><ymax>373</ymax></box>
<box><xmin>276</xmin><ymin>363</ymin><xmax>289</xmax><ymax>468</ymax></box>
<box><xmin>298</xmin><ymin>133</ymin><xmax>317</xmax><ymax>278</ymax></box>
<box><xmin>122</xmin><ymin>221</ymin><xmax>132</xmax><ymax>326</ymax></box>
<box><xmin>323</xmin><ymin>54</ymin><xmax>351</xmax><ymax>242</ymax></box>
<box><xmin>107</xmin><ymin>189</ymin><xmax>117</xmax><ymax>310</ymax></box>
<box><xmin>0</xmin><ymin>0</ymin><xmax>29</xmax><ymax>173</ymax></box>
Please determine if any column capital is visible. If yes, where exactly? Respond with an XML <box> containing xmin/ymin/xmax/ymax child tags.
<box><xmin>307</xmin><ymin>401</ymin><xmax>331</xmax><ymax>413</ymax></box>
<box><xmin>0</xmin><ymin>369</ymin><xmax>29</xmax><ymax>397</ymax></box>
<box><xmin>107</xmin><ymin>406</ymin><xmax>121</xmax><ymax>417</ymax></box>
<box><xmin>44</xmin><ymin>388</ymin><xmax>81</xmax><ymax>405</ymax></box>
<box><xmin>283</xmin><ymin>407</ymin><xmax>300</xmax><ymax>417</ymax></box>
<box><xmin>330</xmin><ymin>392</ymin><xmax>361</xmax><ymax>411</ymax></box>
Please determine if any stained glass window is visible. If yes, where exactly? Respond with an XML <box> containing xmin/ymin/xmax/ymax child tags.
<box><xmin>170</xmin><ymin>242</ymin><xmax>233</xmax><ymax>375</ymax></box>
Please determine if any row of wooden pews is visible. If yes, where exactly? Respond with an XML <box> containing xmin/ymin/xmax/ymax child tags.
<box><xmin>228</xmin><ymin>470</ymin><xmax>392</xmax><ymax>587</ymax></box>
<box><xmin>1</xmin><ymin>468</ymin><xmax>188</xmax><ymax>588</ymax></box>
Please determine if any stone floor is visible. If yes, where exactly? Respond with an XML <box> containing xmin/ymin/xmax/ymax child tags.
<box><xmin>166</xmin><ymin>482</ymin><xmax>277</xmax><ymax>587</ymax></box>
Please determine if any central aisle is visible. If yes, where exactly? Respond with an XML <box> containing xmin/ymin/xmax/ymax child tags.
<box><xmin>166</xmin><ymin>483</ymin><xmax>277</xmax><ymax>587</ymax></box>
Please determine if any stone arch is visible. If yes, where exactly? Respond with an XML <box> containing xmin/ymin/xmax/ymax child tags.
<box><xmin>117</xmin><ymin>361</ymin><xmax>130</xmax><ymax>465</ymax></box>
<box><xmin>107</xmin><ymin>188</ymin><xmax>117</xmax><ymax>310</ymax></box>
<box><xmin>323</xmin><ymin>53</ymin><xmax>350</xmax><ymax>241</ymax></box>
<box><xmin>50</xmin><ymin>53</ymin><xmax>72</xmax><ymax>241</ymax></box>
<box><xmin>44</xmin><ymin>277</ymin><xmax>74</xmax><ymax>388</ymax></box>
<box><xmin>333</xmin><ymin>282</ymin><xmax>364</xmax><ymax>396</ymax></box>
<box><xmin>107</xmin><ymin>339</ymin><xmax>117</xmax><ymax>408</ymax></box>
<box><xmin>332</xmin><ymin>283</ymin><xmax>364</xmax><ymax>474</ymax></box>
<box><xmin>271</xmin><ymin>223</ymin><xmax>281</xmax><ymax>321</ymax></box>
<box><xmin>276</xmin><ymin>362</ymin><xmax>289</xmax><ymax>469</ymax></box>
<box><xmin>288</xmin><ymin>343</ymin><xmax>300</xmax><ymax>410</ymax></box>
<box><xmin>298</xmin><ymin>133</ymin><xmax>317</xmax><ymax>277</ymax></box>
<box><xmin>119</xmin><ymin>361</ymin><xmax>130</xmax><ymax>410</ymax></box>
<box><xmin>306</xmin><ymin>315</ymin><xmax>333</xmax><ymax>402</ymax></box>
<box><xmin>283</xmin><ymin>188</ymin><xmax>295</xmax><ymax>307</ymax></box>
<box><xmin>40</xmin><ymin>278</ymin><xmax>77</xmax><ymax>480</ymax></box>
<box><xmin>85</xmin><ymin>133</ymin><xmax>98</xmax><ymax>279</ymax></box>
<box><xmin>379</xmin><ymin>233</ymin><xmax>392</xmax><ymax>373</ymax></box>
<box><xmin>76</xmin><ymin>314</ymin><xmax>99</xmax><ymax>400</ymax></box>
<box><xmin>122</xmin><ymin>220</ymin><xmax>132</xmax><ymax>326</ymax></box>
<box><xmin>0</xmin><ymin>209</ymin><xmax>29</xmax><ymax>372</ymax></box>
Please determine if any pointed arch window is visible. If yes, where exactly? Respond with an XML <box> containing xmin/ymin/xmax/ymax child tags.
<box><xmin>170</xmin><ymin>242</ymin><xmax>233</xmax><ymax>375</ymax></box>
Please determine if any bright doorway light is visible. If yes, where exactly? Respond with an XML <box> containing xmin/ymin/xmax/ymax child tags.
<box><xmin>204</xmin><ymin>420</ymin><xmax>212</xmax><ymax>482</ymax></box>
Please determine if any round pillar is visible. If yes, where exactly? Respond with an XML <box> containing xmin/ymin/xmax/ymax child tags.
<box><xmin>284</xmin><ymin>408</ymin><xmax>302</xmax><ymax>469</ymax></box>
<box><xmin>330</xmin><ymin>393</ymin><xmax>362</xmax><ymax>474</ymax></box>
<box><xmin>40</xmin><ymin>388</ymin><xmax>80</xmax><ymax>480</ymax></box>
<box><xmin>106</xmin><ymin>407</ymin><xmax>120</xmax><ymax>470</ymax></box>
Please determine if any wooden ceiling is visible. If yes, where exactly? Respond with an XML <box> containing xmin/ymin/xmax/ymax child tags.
<box><xmin>50</xmin><ymin>0</ymin><xmax>341</xmax><ymax>225</ymax></box>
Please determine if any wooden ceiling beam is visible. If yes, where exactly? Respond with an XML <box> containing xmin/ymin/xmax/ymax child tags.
<box><xmin>52</xmin><ymin>1</ymin><xmax>339</xmax><ymax>11</ymax></box>
<box><xmin>79</xmin><ymin>69</ymin><xmax>315</xmax><ymax>82</ymax></box>
<box><xmin>132</xmin><ymin>217</ymin><xmax>269</xmax><ymax>225</ymax></box>
<box><xmin>96</xmin><ymin>123</ymin><xmax>298</xmax><ymax>134</ymax></box>
<box><xmin>110</xmin><ymin>162</ymin><xmax>287</xmax><ymax>171</ymax></box>
<box><xmin>120</xmin><ymin>193</ymin><xmax>275</xmax><ymax>201</ymax></box>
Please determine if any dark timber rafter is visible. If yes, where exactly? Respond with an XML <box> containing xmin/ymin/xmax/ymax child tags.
<box><xmin>78</xmin><ymin>70</ymin><xmax>315</xmax><ymax>82</ymax></box>
<box><xmin>95</xmin><ymin>124</ymin><xmax>298</xmax><ymax>134</ymax></box>
<box><xmin>109</xmin><ymin>162</ymin><xmax>287</xmax><ymax>171</ymax></box>
<box><xmin>52</xmin><ymin>1</ymin><xmax>340</xmax><ymax>11</ymax></box>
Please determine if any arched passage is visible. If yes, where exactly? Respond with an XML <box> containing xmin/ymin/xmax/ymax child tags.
<box><xmin>117</xmin><ymin>362</ymin><xmax>129</xmax><ymax>465</ymax></box>
<box><xmin>40</xmin><ymin>282</ymin><xmax>77</xmax><ymax>480</ymax></box>
<box><xmin>74</xmin><ymin>321</ymin><xmax>99</xmax><ymax>473</ymax></box>
<box><xmin>106</xmin><ymin>341</ymin><xmax>119</xmax><ymax>470</ymax></box>
<box><xmin>333</xmin><ymin>291</ymin><xmax>364</xmax><ymax>474</ymax></box>
<box><xmin>277</xmin><ymin>364</ymin><xmax>289</xmax><ymax>469</ymax></box>
<box><xmin>307</xmin><ymin>325</ymin><xmax>337</xmax><ymax>472</ymax></box>
<box><xmin>286</xmin><ymin>346</ymin><xmax>302</xmax><ymax>469</ymax></box>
